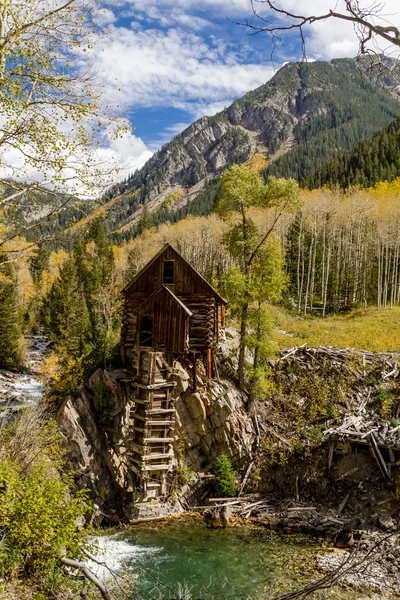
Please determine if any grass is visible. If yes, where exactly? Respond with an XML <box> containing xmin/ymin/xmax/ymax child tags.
<box><xmin>270</xmin><ymin>305</ymin><xmax>400</xmax><ymax>352</ymax></box>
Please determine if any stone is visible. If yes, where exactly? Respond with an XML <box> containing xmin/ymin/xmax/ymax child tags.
<box><xmin>88</xmin><ymin>368</ymin><xmax>103</xmax><ymax>391</ymax></box>
<box><xmin>379</xmin><ymin>511</ymin><xmax>395</xmax><ymax>531</ymax></box>
<box><xmin>185</xmin><ymin>392</ymin><xmax>207</xmax><ymax>421</ymax></box>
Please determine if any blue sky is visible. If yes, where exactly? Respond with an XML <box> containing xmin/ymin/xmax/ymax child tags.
<box><xmin>87</xmin><ymin>0</ymin><xmax>399</xmax><ymax>181</ymax></box>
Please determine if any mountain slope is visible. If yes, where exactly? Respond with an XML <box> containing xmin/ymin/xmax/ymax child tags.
<box><xmin>303</xmin><ymin>115</ymin><xmax>400</xmax><ymax>189</ymax></box>
<box><xmin>12</xmin><ymin>57</ymin><xmax>400</xmax><ymax>243</ymax></box>
<box><xmin>95</xmin><ymin>57</ymin><xmax>400</xmax><ymax>237</ymax></box>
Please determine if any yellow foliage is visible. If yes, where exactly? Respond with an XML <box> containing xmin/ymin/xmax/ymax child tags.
<box><xmin>271</xmin><ymin>305</ymin><xmax>400</xmax><ymax>352</ymax></box>
<box><xmin>162</xmin><ymin>187</ymin><xmax>185</xmax><ymax>209</ymax></box>
<box><xmin>244</xmin><ymin>152</ymin><xmax>268</xmax><ymax>172</ymax></box>
<box><xmin>40</xmin><ymin>352</ymin><xmax>85</xmax><ymax>401</ymax></box>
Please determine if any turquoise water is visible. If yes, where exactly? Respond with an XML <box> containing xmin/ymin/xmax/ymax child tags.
<box><xmin>115</xmin><ymin>522</ymin><xmax>330</xmax><ymax>600</ymax></box>
<box><xmin>100</xmin><ymin>521</ymin><xmax>397</xmax><ymax>600</ymax></box>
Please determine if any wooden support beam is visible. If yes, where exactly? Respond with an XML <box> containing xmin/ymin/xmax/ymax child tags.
<box><xmin>207</xmin><ymin>348</ymin><xmax>212</xmax><ymax>379</ymax></box>
<box><xmin>134</xmin><ymin>382</ymin><xmax>176</xmax><ymax>390</ymax></box>
<box><xmin>192</xmin><ymin>351</ymin><xmax>197</xmax><ymax>393</ymax></box>
<box><xmin>368</xmin><ymin>432</ymin><xmax>392</xmax><ymax>481</ymax></box>
<box><xmin>328</xmin><ymin>441</ymin><xmax>335</xmax><ymax>470</ymax></box>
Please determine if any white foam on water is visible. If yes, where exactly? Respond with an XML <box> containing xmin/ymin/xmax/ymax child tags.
<box><xmin>88</xmin><ymin>535</ymin><xmax>161</xmax><ymax>580</ymax></box>
<box><xmin>13</xmin><ymin>376</ymin><xmax>43</xmax><ymax>399</ymax></box>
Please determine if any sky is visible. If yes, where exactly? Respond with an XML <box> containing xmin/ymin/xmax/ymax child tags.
<box><xmin>2</xmin><ymin>0</ymin><xmax>399</xmax><ymax>194</ymax></box>
<box><xmin>91</xmin><ymin>0</ymin><xmax>400</xmax><ymax>182</ymax></box>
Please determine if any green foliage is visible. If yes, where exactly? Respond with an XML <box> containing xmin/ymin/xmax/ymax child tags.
<box><xmin>29</xmin><ymin>245</ymin><xmax>50</xmax><ymax>284</ymax></box>
<box><xmin>218</xmin><ymin>165</ymin><xmax>265</xmax><ymax>216</ymax></box>
<box><xmin>176</xmin><ymin>436</ymin><xmax>192</xmax><ymax>488</ymax></box>
<box><xmin>42</xmin><ymin>219</ymin><xmax>121</xmax><ymax>370</ymax></box>
<box><xmin>376</xmin><ymin>388</ymin><xmax>394</xmax><ymax>419</ymax></box>
<box><xmin>214</xmin><ymin>454</ymin><xmax>236</xmax><ymax>497</ymax></box>
<box><xmin>218</xmin><ymin>165</ymin><xmax>299</xmax><ymax>391</ymax></box>
<box><xmin>0</xmin><ymin>0</ymin><xmax>128</xmax><ymax>196</ymax></box>
<box><xmin>137</xmin><ymin>206</ymin><xmax>154</xmax><ymax>234</ymax></box>
<box><xmin>304</xmin><ymin>116</ymin><xmax>400</xmax><ymax>189</ymax></box>
<box><xmin>0</xmin><ymin>458</ymin><xmax>88</xmax><ymax>574</ymax></box>
<box><xmin>93</xmin><ymin>380</ymin><xmax>112</xmax><ymax>433</ymax></box>
<box><xmin>49</xmin><ymin>354</ymin><xmax>86</xmax><ymax>402</ymax></box>
<box><xmin>265</xmin><ymin>60</ymin><xmax>400</xmax><ymax>183</ymax></box>
<box><xmin>42</xmin><ymin>258</ymin><xmax>91</xmax><ymax>357</ymax></box>
<box><xmin>0</xmin><ymin>408</ymin><xmax>90</xmax><ymax>591</ymax></box>
<box><xmin>0</xmin><ymin>253</ymin><xmax>23</xmax><ymax>368</ymax></box>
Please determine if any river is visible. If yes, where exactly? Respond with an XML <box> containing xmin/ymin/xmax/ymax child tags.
<box><xmin>94</xmin><ymin>521</ymin><xmax>396</xmax><ymax>600</ymax></box>
<box><xmin>1</xmin><ymin>337</ymin><xmax>396</xmax><ymax>600</ymax></box>
<box><xmin>0</xmin><ymin>332</ymin><xmax>49</xmax><ymax>417</ymax></box>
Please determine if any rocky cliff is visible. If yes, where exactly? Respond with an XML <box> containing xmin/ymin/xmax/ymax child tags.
<box><xmin>57</xmin><ymin>355</ymin><xmax>254</xmax><ymax>523</ymax></box>
<box><xmin>96</xmin><ymin>57</ymin><xmax>400</xmax><ymax>236</ymax></box>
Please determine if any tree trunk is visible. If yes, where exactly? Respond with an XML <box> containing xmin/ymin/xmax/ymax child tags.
<box><xmin>238</xmin><ymin>302</ymin><xmax>248</xmax><ymax>391</ymax></box>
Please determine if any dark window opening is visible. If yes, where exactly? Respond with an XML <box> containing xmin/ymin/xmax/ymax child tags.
<box><xmin>140</xmin><ymin>315</ymin><xmax>153</xmax><ymax>347</ymax></box>
<box><xmin>163</xmin><ymin>260</ymin><xmax>175</xmax><ymax>284</ymax></box>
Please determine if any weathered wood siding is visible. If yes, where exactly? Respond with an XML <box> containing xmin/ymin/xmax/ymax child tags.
<box><xmin>134</xmin><ymin>287</ymin><xmax>190</xmax><ymax>354</ymax></box>
<box><xmin>124</xmin><ymin>245</ymin><xmax>221</xmax><ymax>300</ymax></box>
<box><xmin>121</xmin><ymin>244</ymin><xmax>226</xmax><ymax>360</ymax></box>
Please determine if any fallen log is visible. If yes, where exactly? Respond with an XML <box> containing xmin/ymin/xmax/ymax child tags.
<box><xmin>61</xmin><ymin>557</ymin><xmax>111</xmax><ymax>600</ymax></box>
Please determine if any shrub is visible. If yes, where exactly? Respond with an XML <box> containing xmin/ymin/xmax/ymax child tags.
<box><xmin>93</xmin><ymin>380</ymin><xmax>113</xmax><ymax>433</ymax></box>
<box><xmin>214</xmin><ymin>454</ymin><xmax>236</xmax><ymax>497</ymax></box>
<box><xmin>0</xmin><ymin>407</ymin><xmax>91</xmax><ymax>592</ymax></box>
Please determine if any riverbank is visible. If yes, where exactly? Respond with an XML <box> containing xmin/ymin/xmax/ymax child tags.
<box><xmin>93</xmin><ymin>516</ymin><xmax>400</xmax><ymax>600</ymax></box>
<box><xmin>111</xmin><ymin>493</ymin><xmax>400</xmax><ymax>597</ymax></box>
<box><xmin>0</xmin><ymin>332</ymin><xmax>49</xmax><ymax>417</ymax></box>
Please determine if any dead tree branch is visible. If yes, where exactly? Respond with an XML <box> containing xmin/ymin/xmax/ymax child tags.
<box><xmin>237</xmin><ymin>0</ymin><xmax>400</xmax><ymax>60</ymax></box>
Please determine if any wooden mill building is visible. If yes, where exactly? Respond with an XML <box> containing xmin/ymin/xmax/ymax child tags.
<box><xmin>120</xmin><ymin>243</ymin><xmax>227</xmax><ymax>499</ymax></box>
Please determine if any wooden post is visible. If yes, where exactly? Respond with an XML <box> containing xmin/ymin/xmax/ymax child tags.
<box><xmin>328</xmin><ymin>441</ymin><xmax>335</xmax><ymax>470</ymax></box>
<box><xmin>192</xmin><ymin>351</ymin><xmax>197</xmax><ymax>393</ymax></box>
<box><xmin>368</xmin><ymin>432</ymin><xmax>392</xmax><ymax>481</ymax></box>
<box><xmin>207</xmin><ymin>348</ymin><xmax>212</xmax><ymax>379</ymax></box>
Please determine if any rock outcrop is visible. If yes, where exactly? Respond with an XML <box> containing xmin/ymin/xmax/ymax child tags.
<box><xmin>90</xmin><ymin>58</ymin><xmax>400</xmax><ymax>236</ymax></box>
<box><xmin>56</xmin><ymin>355</ymin><xmax>254</xmax><ymax>520</ymax></box>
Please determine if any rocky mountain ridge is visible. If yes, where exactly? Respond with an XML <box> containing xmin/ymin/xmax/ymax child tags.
<box><xmin>6</xmin><ymin>57</ymin><xmax>400</xmax><ymax>244</ymax></box>
<box><xmin>97</xmin><ymin>57</ymin><xmax>400</xmax><ymax>237</ymax></box>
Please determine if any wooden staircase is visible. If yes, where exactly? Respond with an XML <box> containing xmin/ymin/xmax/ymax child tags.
<box><xmin>127</xmin><ymin>351</ymin><xmax>177</xmax><ymax>499</ymax></box>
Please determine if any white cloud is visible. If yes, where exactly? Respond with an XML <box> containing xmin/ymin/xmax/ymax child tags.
<box><xmin>93</xmin><ymin>26</ymin><xmax>275</xmax><ymax>115</ymax></box>
<box><xmin>253</xmin><ymin>0</ymin><xmax>400</xmax><ymax>60</ymax></box>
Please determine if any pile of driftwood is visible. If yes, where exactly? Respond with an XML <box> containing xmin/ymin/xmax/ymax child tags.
<box><xmin>324</xmin><ymin>415</ymin><xmax>400</xmax><ymax>448</ymax></box>
<box><xmin>277</xmin><ymin>345</ymin><xmax>400</xmax><ymax>431</ymax></box>
<box><xmin>277</xmin><ymin>345</ymin><xmax>400</xmax><ymax>378</ymax></box>
<box><xmin>191</xmin><ymin>496</ymin><xmax>352</xmax><ymax>533</ymax></box>
<box><xmin>272</xmin><ymin>345</ymin><xmax>400</xmax><ymax>484</ymax></box>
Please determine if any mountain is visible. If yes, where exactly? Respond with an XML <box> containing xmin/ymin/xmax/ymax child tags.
<box><xmin>0</xmin><ymin>181</ymin><xmax>97</xmax><ymax>248</ymax></box>
<box><xmin>303</xmin><ymin>115</ymin><xmax>400</xmax><ymax>189</ymax></box>
<box><xmin>93</xmin><ymin>57</ymin><xmax>400</xmax><ymax>238</ymax></box>
<box><xmin>7</xmin><ymin>57</ymin><xmax>400</xmax><ymax>243</ymax></box>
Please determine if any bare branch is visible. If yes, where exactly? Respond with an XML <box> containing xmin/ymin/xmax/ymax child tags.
<box><xmin>239</xmin><ymin>0</ymin><xmax>400</xmax><ymax>60</ymax></box>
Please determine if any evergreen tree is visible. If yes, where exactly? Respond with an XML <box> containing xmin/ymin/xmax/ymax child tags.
<box><xmin>137</xmin><ymin>206</ymin><xmax>154</xmax><ymax>234</ymax></box>
<box><xmin>42</xmin><ymin>258</ymin><xmax>90</xmax><ymax>357</ymax></box>
<box><xmin>29</xmin><ymin>245</ymin><xmax>50</xmax><ymax>284</ymax></box>
<box><xmin>0</xmin><ymin>254</ymin><xmax>22</xmax><ymax>368</ymax></box>
<box><xmin>214</xmin><ymin>454</ymin><xmax>236</xmax><ymax>497</ymax></box>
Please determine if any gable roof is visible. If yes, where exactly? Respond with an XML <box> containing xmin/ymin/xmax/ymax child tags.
<box><xmin>133</xmin><ymin>284</ymin><xmax>193</xmax><ymax>317</ymax></box>
<box><xmin>122</xmin><ymin>243</ymin><xmax>227</xmax><ymax>304</ymax></box>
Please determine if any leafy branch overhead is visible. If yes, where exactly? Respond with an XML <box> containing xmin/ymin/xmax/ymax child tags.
<box><xmin>0</xmin><ymin>0</ymin><xmax>129</xmax><ymax>197</ymax></box>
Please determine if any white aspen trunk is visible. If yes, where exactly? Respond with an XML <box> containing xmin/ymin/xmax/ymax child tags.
<box><xmin>297</xmin><ymin>218</ymin><xmax>303</xmax><ymax>312</ymax></box>
<box><xmin>304</xmin><ymin>236</ymin><xmax>314</xmax><ymax>315</ymax></box>
<box><xmin>377</xmin><ymin>241</ymin><xmax>382</xmax><ymax>310</ymax></box>
<box><xmin>321</xmin><ymin>219</ymin><xmax>326</xmax><ymax>307</ymax></box>
<box><xmin>323</xmin><ymin>243</ymin><xmax>331</xmax><ymax>317</ymax></box>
